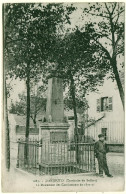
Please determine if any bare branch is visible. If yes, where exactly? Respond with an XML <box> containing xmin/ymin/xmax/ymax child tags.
<box><xmin>84</xmin><ymin>11</ymin><xmax>109</xmax><ymax>18</ymax></box>
<box><xmin>30</xmin><ymin>114</ymin><xmax>34</xmax><ymax>120</ymax></box>
<box><xmin>105</xmin><ymin>3</ymin><xmax>111</xmax><ymax>16</ymax></box>
<box><xmin>115</xmin><ymin>34</ymin><xmax>123</xmax><ymax>46</ymax></box>
<box><xmin>100</xmin><ymin>34</ymin><xmax>112</xmax><ymax>42</ymax></box>
<box><xmin>116</xmin><ymin>49</ymin><xmax>124</xmax><ymax>55</ymax></box>
<box><xmin>93</xmin><ymin>38</ymin><xmax>111</xmax><ymax>60</ymax></box>
<box><xmin>113</xmin><ymin>9</ymin><xmax>124</xmax><ymax>20</ymax></box>
<box><xmin>105</xmin><ymin>36</ymin><xmax>112</xmax><ymax>42</ymax></box>
<box><xmin>114</xmin><ymin>4</ymin><xmax>124</xmax><ymax>26</ymax></box>
<box><xmin>111</xmin><ymin>3</ymin><xmax>117</xmax><ymax>15</ymax></box>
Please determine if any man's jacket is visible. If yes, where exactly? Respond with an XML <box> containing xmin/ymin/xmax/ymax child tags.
<box><xmin>94</xmin><ymin>140</ymin><xmax>109</xmax><ymax>158</ymax></box>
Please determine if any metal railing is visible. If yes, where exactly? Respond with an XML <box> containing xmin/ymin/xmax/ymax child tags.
<box><xmin>17</xmin><ymin>138</ymin><xmax>95</xmax><ymax>175</ymax></box>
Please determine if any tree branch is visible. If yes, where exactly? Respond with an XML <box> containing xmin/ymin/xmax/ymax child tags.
<box><xmin>116</xmin><ymin>47</ymin><xmax>124</xmax><ymax>55</ymax></box>
<box><xmin>105</xmin><ymin>3</ymin><xmax>111</xmax><ymax>16</ymax></box>
<box><xmin>115</xmin><ymin>33</ymin><xmax>123</xmax><ymax>47</ymax></box>
<box><xmin>111</xmin><ymin>3</ymin><xmax>117</xmax><ymax>15</ymax></box>
<box><xmin>84</xmin><ymin>11</ymin><xmax>109</xmax><ymax>18</ymax></box>
<box><xmin>114</xmin><ymin>4</ymin><xmax>123</xmax><ymax>26</ymax></box>
<box><xmin>99</xmin><ymin>33</ymin><xmax>112</xmax><ymax>42</ymax></box>
<box><xmin>113</xmin><ymin>9</ymin><xmax>124</xmax><ymax>20</ymax></box>
<box><xmin>30</xmin><ymin>114</ymin><xmax>34</xmax><ymax>120</ymax></box>
<box><xmin>93</xmin><ymin>38</ymin><xmax>111</xmax><ymax>60</ymax></box>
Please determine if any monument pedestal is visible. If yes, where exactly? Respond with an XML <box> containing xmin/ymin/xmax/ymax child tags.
<box><xmin>39</xmin><ymin>122</ymin><xmax>69</xmax><ymax>142</ymax></box>
<box><xmin>39</xmin><ymin>122</ymin><xmax>70</xmax><ymax>165</ymax></box>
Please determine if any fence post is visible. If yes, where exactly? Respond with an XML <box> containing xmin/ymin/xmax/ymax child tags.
<box><xmin>16</xmin><ymin>140</ymin><xmax>20</xmax><ymax>168</ymax></box>
<box><xmin>24</xmin><ymin>137</ymin><xmax>29</xmax><ymax>167</ymax></box>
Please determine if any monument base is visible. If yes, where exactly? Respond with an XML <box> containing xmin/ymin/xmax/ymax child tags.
<box><xmin>39</xmin><ymin>162</ymin><xmax>86</xmax><ymax>175</ymax></box>
<box><xmin>39</xmin><ymin>122</ymin><xmax>69</xmax><ymax>142</ymax></box>
<box><xmin>39</xmin><ymin>122</ymin><xmax>71</xmax><ymax>165</ymax></box>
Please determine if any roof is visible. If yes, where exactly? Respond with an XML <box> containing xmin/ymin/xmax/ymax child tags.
<box><xmin>64</xmin><ymin>109</ymin><xmax>80</xmax><ymax>117</ymax></box>
<box><xmin>10</xmin><ymin>114</ymin><xmax>35</xmax><ymax>128</ymax></box>
<box><xmin>85</xmin><ymin>114</ymin><xmax>105</xmax><ymax>129</ymax></box>
<box><xmin>9</xmin><ymin>109</ymin><xmax>81</xmax><ymax>127</ymax></box>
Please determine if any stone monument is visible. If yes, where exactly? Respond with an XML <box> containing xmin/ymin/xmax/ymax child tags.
<box><xmin>39</xmin><ymin>74</ymin><xmax>70</xmax><ymax>167</ymax></box>
<box><xmin>46</xmin><ymin>77</ymin><xmax>64</xmax><ymax>123</ymax></box>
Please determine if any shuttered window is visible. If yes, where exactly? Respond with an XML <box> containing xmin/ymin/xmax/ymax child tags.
<box><xmin>96</xmin><ymin>99</ymin><xmax>101</xmax><ymax>112</ymax></box>
<box><xmin>108</xmin><ymin>97</ymin><xmax>113</xmax><ymax>111</ymax></box>
<box><xmin>96</xmin><ymin>97</ymin><xmax>113</xmax><ymax>112</ymax></box>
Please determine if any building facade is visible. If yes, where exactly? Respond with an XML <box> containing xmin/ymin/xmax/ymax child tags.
<box><xmin>85</xmin><ymin>79</ymin><xmax>124</xmax><ymax>144</ymax></box>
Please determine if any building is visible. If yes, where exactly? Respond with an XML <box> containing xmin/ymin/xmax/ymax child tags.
<box><xmin>9</xmin><ymin>111</ymin><xmax>81</xmax><ymax>142</ymax></box>
<box><xmin>85</xmin><ymin>78</ymin><xmax>124</xmax><ymax>147</ymax></box>
<box><xmin>9</xmin><ymin>114</ymin><xmax>39</xmax><ymax>141</ymax></box>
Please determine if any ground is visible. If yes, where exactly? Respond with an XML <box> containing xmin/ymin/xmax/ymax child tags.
<box><xmin>2</xmin><ymin>152</ymin><xmax>125</xmax><ymax>192</ymax></box>
<box><xmin>107</xmin><ymin>152</ymin><xmax>124</xmax><ymax>177</ymax></box>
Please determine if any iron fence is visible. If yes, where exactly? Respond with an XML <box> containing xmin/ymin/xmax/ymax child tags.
<box><xmin>17</xmin><ymin>139</ymin><xmax>95</xmax><ymax>175</ymax></box>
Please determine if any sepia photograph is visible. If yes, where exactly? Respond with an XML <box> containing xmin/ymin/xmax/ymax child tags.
<box><xmin>2</xmin><ymin>1</ymin><xmax>125</xmax><ymax>192</ymax></box>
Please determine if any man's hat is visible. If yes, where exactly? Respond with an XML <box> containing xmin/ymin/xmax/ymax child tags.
<box><xmin>98</xmin><ymin>134</ymin><xmax>104</xmax><ymax>138</ymax></box>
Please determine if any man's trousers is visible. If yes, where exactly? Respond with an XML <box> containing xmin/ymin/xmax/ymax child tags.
<box><xmin>97</xmin><ymin>153</ymin><xmax>109</xmax><ymax>175</ymax></box>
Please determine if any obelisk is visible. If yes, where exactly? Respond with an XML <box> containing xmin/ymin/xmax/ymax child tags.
<box><xmin>46</xmin><ymin>76</ymin><xmax>64</xmax><ymax>122</ymax></box>
<box><xmin>39</xmin><ymin>72</ymin><xmax>69</xmax><ymax>142</ymax></box>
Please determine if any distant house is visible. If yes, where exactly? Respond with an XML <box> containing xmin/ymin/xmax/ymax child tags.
<box><xmin>9</xmin><ymin>114</ymin><xmax>39</xmax><ymax>141</ymax></box>
<box><xmin>85</xmin><ymin>79</ymin><xmax>124</xmax><ymax>145</ymax></box>
<box><xmin>64</xmin><ymin>110</ymin><xmax>81</xmax><ymax>141</ymax></box>
<box><xmin>9</xmin><ymin>111</ymin><xmax>81</xmax><ymax>142</ymax></box>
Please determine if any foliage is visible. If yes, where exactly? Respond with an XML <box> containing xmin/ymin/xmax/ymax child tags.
<box><xmin>9</xmin><ymin>84</ymin><xmax>47</xmax><ymax>124</ymax></box>
<box><xmin>83</xmin><ymin>2</ymin><xmax>124</xmax><ymax>107</ymax></box>
<box><xmin>4</xmin><ymin>3</ymin><xmax>75</xmax><ymax>79</ymax></box>
<box><xmin>4</xmin><ymin>3</ymin><xmax>75</xmax><ymax>139</ymax></box>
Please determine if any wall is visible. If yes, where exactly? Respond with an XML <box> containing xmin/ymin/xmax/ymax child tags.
<box><xmin>85</xmin><ymin>120</ymin><xmax>124</xmax><ymax>144</ymax></box>
<box><xmin>86</xmin><ymin>79</ymin><xmax>124</xmax><ymax>122</ymax></box>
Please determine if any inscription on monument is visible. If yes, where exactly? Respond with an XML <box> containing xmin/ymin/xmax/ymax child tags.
<box><xmin>50</xmin><ymin>132</ymin><xmax>68</xmax><ymax>143</ymax></box>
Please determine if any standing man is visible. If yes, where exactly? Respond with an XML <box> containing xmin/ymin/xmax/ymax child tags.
<box><xmin>95</xmin><ymin>134</ymin><xmax>113</xmax><ymax>177</ymax></box>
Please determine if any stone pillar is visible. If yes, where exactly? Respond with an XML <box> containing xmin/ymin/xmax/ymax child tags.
<box><xmin>46</xmin><ymin>77</ymin><xmax>64</xmax><ymax>122</ymax></box>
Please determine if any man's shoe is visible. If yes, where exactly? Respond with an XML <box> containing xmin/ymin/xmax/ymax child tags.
<box><xmin>107</xmin><ymin>174</ymin><xmax>113</xmax><ymax>177</ymax></box>
<box><xmin>99</xmin><ymin>174</ymin><xmax>104</xmax><ymax>177</ymax></box>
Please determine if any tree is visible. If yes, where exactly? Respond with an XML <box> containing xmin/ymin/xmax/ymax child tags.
<box><xmin>4</xmin><ymin>3</ymin><xmax>75</xmax><ymax>165</ymax></box>
<box><xmin>9</xmin><ymin>84</ymin><xmax>47</xmax><ymax>127</ymax></box>
<box><xmin>48</xmin><ymin>28</ymin><xmax>107</xmax><ymax>137</ymax></box>
<box><xmin>3</xmin><ymin>4</ymin><xmax>10</xmax><ymax>171</ymax></box>
<box><xmin>4</xmin><ymin>3</ymin><xmax>75</xmax><ymax>142</ymax></box>
<box><xmin>83</xmin><ymin>2</ymin><xmax>124</xmax><ymax>108</ymax></box>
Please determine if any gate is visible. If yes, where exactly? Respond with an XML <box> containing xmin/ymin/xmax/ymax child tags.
<box><xmin>17</xmin><ymin>139</ymin><xmax>95</xmax><ymax>175</ymax></box>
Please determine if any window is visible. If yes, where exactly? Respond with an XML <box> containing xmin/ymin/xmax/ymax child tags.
<box><xmin>101</xmin><ymin>97</ymin><xmax>109</xmax><ymax>111</ymax></box>
<box><xmin>97</xmin><ymin>97</ymin><xmax>113</xmax><ymax>112</ymax></box>
<box><xmin>101</xmin><ymin>128</ymin><xmax>107</xmax><ymax>140</ymax></box>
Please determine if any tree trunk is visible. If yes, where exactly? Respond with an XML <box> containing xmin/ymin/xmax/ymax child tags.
<box><xmin>70</xmin><ymin>75</ymin><xmax>79</xmax><ymax>163</ymax></box>
<box><xmin>24</xmin><ymin>66</ymin><xmax>30</xmax><ymax>165</ymax></box>
<box><xmin>25</xmin><ymin>72</ymin><xmax>30</xmax><ymax>138</ymax></box>
<box><xmin>111</xmin><ymin>57</ymin><xmax>124</xmax><ymax>109</ymax></box>
<box><xmin>33</xmin><ymin>115</ymin><xmax>37</xmax><ymax>131</ymax></box>
<box><xmin>5</xmin><ymin>80</ymin><xmax>10</xmax><ymax>170</ymax></box>
<box><xmin>70</xmin><ymin>76</ymin><xmax>78</xmax><ymax>135</ymax></box>
<box><xmin>109</xmin><ymin>14</ymin><xmax>124</xmax><ymax>109</ymax></box>
<box><xmin>3</xmin><ymin>4</ymin><xmax>10</xmax><ymax>170</ymax></box>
